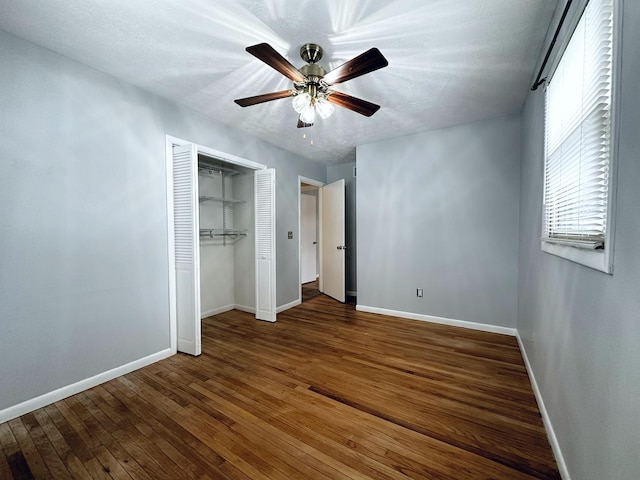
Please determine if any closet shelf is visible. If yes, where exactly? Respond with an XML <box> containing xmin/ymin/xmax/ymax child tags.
<box><xmin>199</xmin><ymin>195</ymin><xmax>245</xmax><ymax>205</ymax></box>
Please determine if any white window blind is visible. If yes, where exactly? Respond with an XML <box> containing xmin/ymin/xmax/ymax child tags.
<box><xmin>543</xmin><ymin>0</ymin><xmax>613</xmax><ymax>249</ymax></box>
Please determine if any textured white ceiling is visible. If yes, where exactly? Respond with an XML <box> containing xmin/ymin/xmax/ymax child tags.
<box><xmin>0</xmin><ymin>0</ymin><xmax>557</xmax><ymax>164</ymax></box>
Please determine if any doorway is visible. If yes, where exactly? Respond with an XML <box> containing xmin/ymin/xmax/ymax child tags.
<box><xmin>298</xmin><ymin>176</ymin><xmax>347</xmax><ymax>304</ymax></box>
<box><xmin>298</xmin><ymin>177</ymin><xmax>323</xmax><ymax>303</ymax></box>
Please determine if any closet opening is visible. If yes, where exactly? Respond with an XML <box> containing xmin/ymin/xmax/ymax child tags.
<box><xmin>198</xmin><ymin>155</ymin><xmax>255</xmax><ymax>319</ymax></box>
<box><xmin>166</xmin><ymin>135</ymin><xmax>276</xmax><ymax>357</ymax></box>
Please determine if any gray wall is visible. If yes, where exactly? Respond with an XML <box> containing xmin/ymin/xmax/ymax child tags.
<box><xmin>356</xmin><ymin>115</ymin><xmax>521</xmax><ymax>328</ymax></box>
<box><xmin>327</xmin><ymin>162</ymin><xmax>357</xmax><ymax>294</ymax></box>
<box><xmin>517</xmin><ymin>1</ymin><xmax>640</xmax><ymax>478</ymax></box>
<box><xmin>0</xmin><ymin>30</ymin><xmax>324</xmax><ymax>411</ymax></box>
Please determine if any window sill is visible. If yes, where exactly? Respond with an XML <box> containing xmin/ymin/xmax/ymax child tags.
<box><xmin>541</xmin><ymin>241</ymin><xmax>612</xmax><ymax>274</ymax></box>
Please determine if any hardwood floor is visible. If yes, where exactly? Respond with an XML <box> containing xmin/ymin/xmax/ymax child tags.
<box><xmin>0</xmin><ymin>296</ymin><xmax>560</xmax><ymax>479</ymax></box>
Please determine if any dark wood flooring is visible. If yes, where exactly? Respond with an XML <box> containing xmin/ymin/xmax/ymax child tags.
<box><xmin>0</xmin><ymin>295</ymin><xmax>559</xmax><ymax>479</ymax></box>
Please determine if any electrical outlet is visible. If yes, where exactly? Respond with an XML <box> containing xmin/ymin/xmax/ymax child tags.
<box><xmin>417</xmin><ymin>288</ymin><xmax>423</xmax><ymax>297</ymax></box>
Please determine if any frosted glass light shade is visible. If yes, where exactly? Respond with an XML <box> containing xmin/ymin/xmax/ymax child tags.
<box><xmin>299</xmin><ymin>105</ymin><xmax>316</xmax><ymax>124</ymax></box>
<box><xmin>292</xmin><ymin>93</ymin><xmax>311</xmax><ymax>113</ymax></box>
<box><xmin>315</xmin><ymin>97</ymin><xmax>334</xmax><ymax>119</ymax></box>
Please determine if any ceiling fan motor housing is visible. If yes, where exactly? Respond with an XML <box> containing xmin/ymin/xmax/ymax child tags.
<box><xmin>298</xmin><ymin>44</ymin><xmax>327</xmax><ymax>96</ymax></box>
<box><xmin>299</xmin><ymin>43</ymin><xmax>327</xmax><ymax>83</ymax></box>
<box><xmin>300</xmin><ymin>43</ymin><xmax>323</xmax><ymax>63</ymax></box>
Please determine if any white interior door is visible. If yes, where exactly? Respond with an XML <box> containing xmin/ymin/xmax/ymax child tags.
<box><xmin>255</xmin><ymin>168</ymin><xmax>276</xmax><ymax>322</ymax></box>
<box><xmin>172</xmin><ymin>144</ymin><xmax>201</xmax><ymax>355</ymax></box>
<box><xmin>320</xmin><ymin>179</ymin><xmax>346</xmax><ymax>303</ymax></box>
<box><xmin>300</xmin><ymin>193</ymin><xmax>317</xmax><ymax>284</ymax></box>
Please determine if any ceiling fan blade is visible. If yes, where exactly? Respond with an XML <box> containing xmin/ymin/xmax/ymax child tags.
<box><xmin>297</xmin><ymin>118</ymin><xmax>313</xmax><ymax>128</ymax></box>
<box><xmin>234</xmin><ymin>90</ymin><xmax>293</xmax><ymax>107</ymax></box>
<box><xmin>327</xmin><ymin>91</ymin><xmax>381</xmax><ymax>117</ymax></box>
<box><xmin>246</xmin><ymin>43</ymin><xmax>306</xmax><ymax>83</ymax></box>
<box><xmin>323</xmin><ymin>48</ymin><xmax>388</xmax><ymax>85</ymax></box>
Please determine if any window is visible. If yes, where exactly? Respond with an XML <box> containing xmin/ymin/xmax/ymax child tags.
<box><xmin>542</xmin><ymin>0</ymin><xmax>616</xmax><ymax>273</ymax></box>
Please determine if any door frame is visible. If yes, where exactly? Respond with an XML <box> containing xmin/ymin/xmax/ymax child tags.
<box><xmin>166</xmin><ymin>135</ymin><xmax>266</xmax><ymax>354</ymax></box>
<box><xmin>298</xmin><ymin>176</ymin><xmax>324</xmax><ymax>303</ymax></box>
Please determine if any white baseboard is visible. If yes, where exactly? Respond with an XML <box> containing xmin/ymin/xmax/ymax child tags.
<box><xmin>234</xmin><ymin>304</ymin><xmax>256</xmax><ymax>314</ymax></box>
<box><xmin>0</xmin><ymin>348</ymin><xmax>172</xmax><ymax>424</ymax></box>
<box><xmin>201</xmin><ymin>304</ymin><xmax>235</xmax><ymax>318</ymax></box>
<box><xmin>346</xmin><ymin>290</ymin><xmax>357</xmax><ymax>297</ymax></box>
<box><xmin>516</xmin><ymin>333</ymin><xmax>571</xmax><ymax>480</ymax></box>
<box><xmin>355</xmin><ymin>305</ymin><xmax>517</xmax><ymax>336</ymax></box>
<box><xmin>276</xmin><ymin>298</ymin><xmax>301</xmax><ymax>313</ymax></box>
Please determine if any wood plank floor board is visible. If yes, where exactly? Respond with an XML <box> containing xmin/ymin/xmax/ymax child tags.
<box><xmin>0</xmin><ymin>421</ymin><xmax>35</xmax><ymax>480</ymax></box>
<box><xmin>8</xmin><ymin>417</ymin><xmax>53</xmax><ymax>479</ymax></box>
<box><xmin>147</xmin><ymin>362</ymin><xmax>368</xmax><ymax>480</ymax></box>
<box><xmin>179</xmin><ymin>363</ymin><xmax>408</xmax><ymax>480</ymax></box>
<box><xmin>98</xmin><ymin>380</ymin><xmax>229</xmax><ymax>478</ymax></box>
<box><xmin>101</xmin><ymin>380</ymin><xmax>222</xmax><ymax>480</ymax></box>
<box><xmin>113</xmin><ymin>375</ymin><xmax>277</xmax><ymax>480</ymax></box>
<box><xmin>185</xmin><ymin>381</ymin><xmax>378</xmax><ymax>480</ymax></box>
<box><xmin>19</xmin><ymin>412</ymin><xmax>72</xmax><ymax>479</ymax></box>
<box><xmin>72</xmin><ymin>391</ymin><xmax>161</xmax><ymax>480</ymax></box>
<box><xmin>0</xmin><ymin>293</ymin><xmax>560</xmax><ymax>479</ymax></box>
<box><xmin>42</xmin><ymin>403</ymin><xmax>103</xmax><ymax>478</ymax></box>
<box><xmin>126</xmin><ymin>369</ymin><xmax>296</xmax><ymax>479</ymax></box>
<box><xmin>32</xmin><ymin>408</ymin><xmax>95</xmax><ymax>480</ymax></box>
<box><xmin>0</xmin><ymin>440</ymin><xmax>13</xmax><ymax>480</ymax></box>
<box><xmin>302</xmin><ymin>363</ymin><xmax>552</xmax><ymax>465</ymax></box>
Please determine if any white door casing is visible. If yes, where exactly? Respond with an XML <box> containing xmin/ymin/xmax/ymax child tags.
<box><xmin>300</xmin><ymin>193</ymin><xmax>317</xmax><ymax>284</ymax></box>
<box><xmin>172</xmin><ymin>143</ymin><xmax>201</xmax><ymax>356</ymax></box>
<box><xmin>319</xmin><ymin>179</ymin><xmax>346</xmax><ymax>303</ymax></box>
<box><xmin>255</xmin><ymin>168</ymin><xmax>276</xmax><ymax>322</ymax></box>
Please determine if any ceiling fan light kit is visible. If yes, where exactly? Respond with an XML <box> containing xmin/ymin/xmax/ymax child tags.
<box><xmin>234</xmin><ymin>42</ymin><xmax>388</xmax><ymax>128</ymax></box>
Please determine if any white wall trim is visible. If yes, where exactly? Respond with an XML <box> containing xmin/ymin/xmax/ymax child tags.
<box><xmin>0</xmin><ymin>348</ymin><xmax>172</xmax><ymax>424</ymax></box>
<box><xmin>355</xmin><ymin>305</ymin><xmax>517</xmax><ymax>336</ymax></box>
<box><xmin>167</xmin><ymin>134</ymin><xmax>267</xmax><ymax>171</ymax></box>
<box><xmin>277</xmin><ymin>299</ymin><xmax>301</xmax><ymax>313</ymax></box>
<box><xmin>516</xmin><ymin>333</ymin><xmax>571</xmax><ymax>480</ymax></box>
<box><xmin>201</xmin><ymin>304</ymin><xmax>235</xmax><ymax>319</ymax></box>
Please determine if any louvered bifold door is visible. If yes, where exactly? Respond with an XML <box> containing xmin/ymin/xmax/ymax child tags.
<box><xmin>173</xmin><ymin>144</ymin><xmax>201</xmax><ymax>355</ymax></box>
<box><xmin>255</xmin><ymin>168</ymin><xmax>276</xmax><ymax>322</ymax></box>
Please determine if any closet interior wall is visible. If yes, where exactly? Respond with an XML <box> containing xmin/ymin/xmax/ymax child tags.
<box><xmin>198</xmin><ymin>154</ymin><xmax>255</xmax><ymax>317</ymax></box>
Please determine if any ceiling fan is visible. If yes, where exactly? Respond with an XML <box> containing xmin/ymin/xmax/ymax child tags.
<box><xmin>234</xmin><ymin>43</ymin><xmax>388</xmax><ymax>128</ymax></box>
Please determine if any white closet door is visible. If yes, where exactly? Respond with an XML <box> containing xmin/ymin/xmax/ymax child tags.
<box><xmin>255</xmin><ymin>168</ymin><xmax>276</xmax><ymax>322</ymax></box>
<box><xmin>173</xmin><ymin>143</ymin><xmax>201</xmax><ymax>355</ymax></box>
